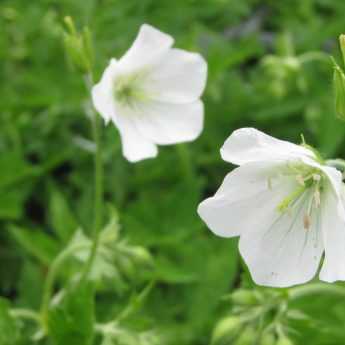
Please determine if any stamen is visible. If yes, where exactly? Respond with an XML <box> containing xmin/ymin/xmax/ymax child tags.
<box><xmin>114</xmin><ymin>72</ymin><xmax>148</xmax><ymax>106</ymax></box>
<box><xmin>314</xmin><ymin>188</ymin><xmax>321</xmax><ymax>208</ymax></box>
<box><xmin>296</xmin><ymin>175</ymin><xmax>305</xmax><ymax>186</ymax></box>
<box><xmin>303</xmin><ymin>214</ymin><xmax>311</xmax><ymax>230</ymax></box>
<box><xmin>267</xmin><ymin>177</ymin><xmax>273</xmax><ymax>190</ymax></box>
<box><xmin>277</xmin><ymin>185</ymin><xmax>306</xmax><ymax>213</ymax></box>
<box><xmin>312</xmin><ymin>174</ymin><xmax>321</xmax><ymax>182</ymax></box>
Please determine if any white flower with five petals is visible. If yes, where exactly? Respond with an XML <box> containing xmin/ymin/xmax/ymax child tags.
<box><xmin>92</xmin><ymin>24</ymin><xmax>207</xmax><ymax>162</ymax></box>
<box><xmin>198</xmin><ymin>128</ymin><xmax>345</xmax><ymax>287</ymax></box>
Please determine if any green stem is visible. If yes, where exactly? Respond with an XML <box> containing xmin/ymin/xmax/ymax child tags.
<box><xmin>176</xmin><ymin>144</ymin><xmax>194</xmax><ymax>182</ymax></box>
<box><xmin>81</xmin><ymin>73</ymin><xmax>104</xmax><ymax>280</ymax></box>
<box><xmin>40</xmin><ymin>236</ymin><xmax>113</xmax><ymax>325</ymax></box>
<box><xmin>299</xmin><ymin>51</ymin><xmax>331</xmax><ymax>65</ymax></box>
<box><xmin>10</xmin><ymin>308</ymin><xmax>41</xmax><ymax>324</ymax></box>
<box><xmin>289</xmin><ymin>283</ymin><xmax>345</xmax><ymax>300</ymax></box>
<box><xmin>40</xmin><ymin>245</ymin><xmax>76</xmax><ymax>327</ymax></box>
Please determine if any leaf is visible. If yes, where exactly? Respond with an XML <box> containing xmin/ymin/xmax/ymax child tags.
<box><xmin>9</xmin><ymin>225</ymin><xmax>60</xmax><ymax>265</ymax></box>
<box><xmin>49</xmin><ymin>187</ymin><xmax>78</xmax><ymax>243</ymax></box>
<box><xmin>48</xmin><ymin>282</ymin><xmax>95</xmax><ymax>345</ymax></box>
<box><xmin>0</xmin><ymin>153</ymin><xmax>37</xmax><ymax>190</ymax></box>
<box><xmin>0</xmin><ymin>298</ymin><xmax>20</xmax><ymax>345</ymax></box>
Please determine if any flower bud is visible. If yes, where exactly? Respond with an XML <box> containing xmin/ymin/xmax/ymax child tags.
<box><xmin>128</xmin><ymin>246</ymin><xmax>154</xmax><ymax>267</ymax></box>
<box><xmin>211</xmin><ymin>317</ymin><xmax>243</xmax><ymax>345</ymax></box>
<box><xmin>339</xmin><ymin>35</ymin><xmax>345</xmax><ymax>67</ymax></box>
<box><xmin>63</xmin><ymin>16</ymin><xmax>94</xmax><ymax>74</ymax></box>
<box><xmin>231</xmin><ymin>289</ymin><xmax>259</xmax><ymax>306</ymax></box>
<box><xmin>333</xmin><ymin>61</ymin><xmax>345</xmax><ymax>121</ymax></box>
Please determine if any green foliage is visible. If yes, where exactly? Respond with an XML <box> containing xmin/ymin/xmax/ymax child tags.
<box><xmin>0</xmin><ymin>299</ymin><xmax>20</xmax><ymax>345</ymax></box>
<box><xmin>2</xmin><ymin>0</ymin><xmax>345</xmax><ymax>344</ymax></box>
<box><xmin>47</xmin><ymin>282</ymin><xmax>95</xmax><ymax>345</ymax></box>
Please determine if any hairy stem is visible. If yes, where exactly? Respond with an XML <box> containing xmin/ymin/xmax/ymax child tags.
<box><xmin>81</xmin><ymin>73</ymin><xmax>104</xmax><ymax>280</ymax></box>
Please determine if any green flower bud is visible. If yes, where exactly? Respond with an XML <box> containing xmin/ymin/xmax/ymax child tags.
<box><xmin>339</xmin><ymin>34</ymin><xmax>345</xmax><ymax>67</ymax></box>
<box><xmin>63</xmin><ymin>16</ymin><xmax>94</xmax><ymax>74</ymax></box>
<box><xmin>333</xmin><ymin>61</ymin><xmax>345</xmax><ymax>121</ymax></box>
<box><xmin>235</xmin><ymin>326</ymin><xmax>257</xmax><ymax>345</ymax></box>
<box><xmin>231</xmin><ymin>290</ymin><xmax>259</xmax><ymax>306</ymax></box>
<box><xmin>129</xmin><ymin>246</ymin><xmax>153</xmax><ymax>266</ymax></box>
<box><xmin>211</xmin><ymin>317</ymin><xmax>243</xmax><ymax>345</ymax></box>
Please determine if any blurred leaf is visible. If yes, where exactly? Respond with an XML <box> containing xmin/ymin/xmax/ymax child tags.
<box><xmin>48</xmin><ymin>282</ymin><xmax>95</xmax><ymax>345</ymax></box>
<box><xmin>9</xmin><ymin>225</ymin><xmax>60</xmax><ymax>265</ymax></box>
<box><xmin>0</xmin><ymin>298</ymin><xmax>20</xmax><ymax>345</ymax></box>
<box><xmin>0</xmin><ymin>153</ymin><xmax>37</xmax><ymax>190</ymax></box>
<box><xmin>49</xmin><ymin>187</ymin><xmax>78</xmax><ymax>243</ymax></box>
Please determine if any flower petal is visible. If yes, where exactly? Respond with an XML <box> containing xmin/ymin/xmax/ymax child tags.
<box><xmin>91</xmin><ymin>59</ymin><xmax>118</xmax><ymax>124</ymax></box>
<box><xmin>319</xmin><ymin>183</ymin><xmax>345</xmax><ymax>282</ymax></box>
<box><xmin>112</xmin><ymin>114</ymin><xmax>158</xmax><ymax>163</ymax></box>
<box><xmin>145</xmin><ymin>48</ymin><xmax>207</xmax><ymax>104</ymax></box>
<box><xmin>239</xmin><ymin>188</ymin><xmax>324</xmax><ymax>287</ymax></box>
<box><xmin>118</xmin><ymin>24</ymin><xmax>174</xmax><ymax>72</ymax></box>
<box><xmin>319</xmin><ymin>165</ymin><xmax>344</xmax><ymax>200</ymax></box>
<box><xmin>198</xmin><ymin>161</ymin><xmax>287</xmax><ymax>237</ymax></box>
<box><xmin>221</xmin><ymin>128</ymin><xmax>316</xmax><ymax>166</ymax></box>
<box><xmin>133</xmin><ymin>100</ymin><xmax>204</xmax><ymax>145</ymax></box>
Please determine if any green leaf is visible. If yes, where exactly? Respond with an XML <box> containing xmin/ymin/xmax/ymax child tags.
<box><xmin>48</xmin><ymin>282</ymin><xmax>95</xmax><ymax>345</ymax></box>
<box><xmin>9</xmin><ymin>225</ymin><xmax>60</xmax><ymax>265</ymax></box>
<box><xmin>0</xmin><ymin>298</ymin><xmax>20</xmax><ymax>345</ymax></box>
<box><xmin>0</xmin><ymin>188</ymin><xmax>28</xmax><ymax>220</ymax></box>
<box><xmin>0</xmin><ymin>153</ymin><xmax>37</xmax><ymax>190</ymax></box>
<box><xmin>49</xmin><ymin>188</ymin><xmax>78</xmax><ymax>243</ymax></box>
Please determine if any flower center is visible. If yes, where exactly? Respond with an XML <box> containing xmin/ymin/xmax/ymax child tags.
<box><xmin>276</xmin><ymin>164</ymin><xmax>323</xmax><ymax>230</ymax></box>
<box><xmin>114</xmin><ymin>73</ymin><xmax>148</xmax><ymax>106</ymax></box>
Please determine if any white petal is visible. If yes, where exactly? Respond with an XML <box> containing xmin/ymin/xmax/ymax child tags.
<box><xmin>112</xmin><ymin>114</ymin><xmax>158</xmax><ymax>163</ymax></box>
<box><xmin>118</xmin><ymin>24</ymin><xmax>174</xmax><ymax>72</ymax></box>
<box><xmin>132</xmin><ymin>100</ymin><xmax>204</xmax><ymax>145</ymax></box>
<box><xmin>91</xmin><ymin>59</ymin><xmax>118</xmax><ymax>123</ymax></box>
<box><xmin>145</xmin><ymin>48</ymin><xmax>207</xmax><ymax>104</ymax></box>
<box><xmin>319</xmin><ymin>165</ymin><xmax>344</xmax><ymax>200</ymax></box>
<box><xmin>198</xmin><ymin>161</ymin><xmax>287</xmax><ymax>237</ymax></box>
<box><xmin>221</xmin><ymin>128</ymin><xmax>316</xmax><ymax>165</ymax></box>
<box><xmin>319</xmin><ymin>184</ymin><xmax>345</xmax><ymax>282</ymax></box>
<box><xmin>239</xmin><ymin>187</ymin><xmax>324</xmax><ymax>287</ymax></box>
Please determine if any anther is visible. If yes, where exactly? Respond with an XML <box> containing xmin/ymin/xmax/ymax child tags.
<box><xmin>303</xmin><ymin>214</ymin><xmax>311</xmax><ymax>230</ymax></box>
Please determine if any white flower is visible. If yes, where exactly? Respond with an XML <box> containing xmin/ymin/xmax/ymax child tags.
<box><xmin>198</xmin><ymin>128</ymin><xmax>345</xmax><ymax>287</ymax></box>
<box><xmin>92</xmin><ymin>24</ymin><xmax>207</xmax><ymax>162</ymax></box>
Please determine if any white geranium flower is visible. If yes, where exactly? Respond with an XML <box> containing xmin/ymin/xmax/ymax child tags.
<box><xmin>198</xmin><ymin>128</ymin><xmax>345</xmax><ymax>287</ymax></box>
<box><xmin>92</xmin><ymin>24</ymin><xmax>207</xmax><ymax>162</ymax></box>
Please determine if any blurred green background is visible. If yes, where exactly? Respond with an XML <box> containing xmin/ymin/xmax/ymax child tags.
<box><xmin>2</xmin><ymin>0</ymin><xmax>345</xmax><ymax>344</ymax></box>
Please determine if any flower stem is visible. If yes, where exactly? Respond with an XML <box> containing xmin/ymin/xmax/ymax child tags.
<box><xmin>176</xmin><ymin>144</ymin><xmax>194</xmax><ymax>182</ymax></box>
<box><xmin>40</xmin><ymin>245</ymin><xmax>77</xmax><ymax>328</ymax></box>
<box><xmin>288</xmin><ymin>283</ymin><xmax>345</xmax><ymax>300</ymax></box>
<box><xmin>81</xmin><ymin>73</ymin><xmax>104</xmax><ymax>280</ymax></box>
<box><xmin>40</xmin><ymin>237</ymin><xmax>114</xmax><ymax>327</ymax></box>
